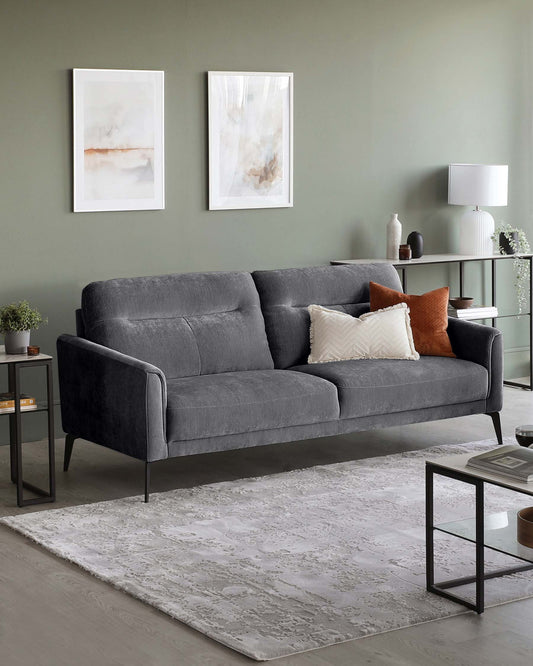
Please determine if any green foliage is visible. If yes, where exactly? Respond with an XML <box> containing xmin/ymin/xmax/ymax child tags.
<box><xmin>0</xmin><ymin>301</ymin><xmax>47</xmax><ymax>333</ymax></box>
<box><xmin>491</xmin><ymin>223</ymin><xmax>531</xmax><ymax>314</ymax></box>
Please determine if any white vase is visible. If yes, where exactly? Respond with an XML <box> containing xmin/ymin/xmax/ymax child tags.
<box><xmin>387</xmin><ymin>213</ymin><xmax>402</xmax><ymax>260</ymax></box>
<box><xmin>4</xmin><ymin>330</ymin><xmax>30</xmax><ymax>354</ymax></box>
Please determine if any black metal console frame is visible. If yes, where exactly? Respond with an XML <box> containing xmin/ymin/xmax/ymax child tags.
<box><xmin>426</xmin><ymin>461</ymin><xmax>533</xmax><ymax>614</ymax></box>
<box><xmin>394</xmin><ymin>254</ymin><xmax>533</xmax><ymax>391</ymax></box>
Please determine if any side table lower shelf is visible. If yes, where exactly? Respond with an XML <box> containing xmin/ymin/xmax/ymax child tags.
<box><xmin>426</xmin><ymin>462</ymin><xmax>533</xmax><ymax>614</ymax></box>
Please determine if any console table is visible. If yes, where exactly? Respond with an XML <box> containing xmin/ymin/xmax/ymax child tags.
<box><xmin>331</xmin><ymin>254</ymin><xmax>533</xmax><ymax>390</ymax></box>
<box><xmin>0</xmin><ymin>347</ymin><xmax>56</xmax><ymax>506</ymax></box>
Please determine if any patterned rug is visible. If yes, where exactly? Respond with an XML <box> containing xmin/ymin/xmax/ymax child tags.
<box><xmin>3</xmin><ymin>438</ymin><xmax>533</xmax><ymax>661</ymax></box>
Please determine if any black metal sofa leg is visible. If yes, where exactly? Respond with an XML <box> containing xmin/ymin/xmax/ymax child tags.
<box><xmin>63</xmin><ymin>434</ymin><xmax>77</xmax><ymax>471</ymax></box>
<box><xmin>145</xmin><ymin>462</ymin><xmax>151</xmax><ymax>503</ymax></box>
<box><xmin>487</xmin><ymin>412</ymin><xmax>503</xmax><ymax>446</ymax></box>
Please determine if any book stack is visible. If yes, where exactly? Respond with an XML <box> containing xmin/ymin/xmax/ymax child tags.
<box><xmin>448</xmin><ymin>305</ymin><xmax>498</xmax><ymax>320</ymax></box>
<box><xmin>0</xmin><ymin>392</ymin><xmax>38</xmax><ymax>414</ymax></box>
<box><xmin>467</xmin><ymin>445</ymin><xmax>533</xmax><ymax>482</ymax></box>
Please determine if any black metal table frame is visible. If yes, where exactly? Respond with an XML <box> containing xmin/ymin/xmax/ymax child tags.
<box><xmin>7</xmin><ymin>359</ymin><xmax>55</xmax><ymax>507</ymax></box>
<box><xmin>426</xmin><ymin>461</ymin><xmax>533</xmax><ymax>614</ymax></box>
<box><xmin>395</xmin><ymin>254</ymin><xmax>533</xmax><ymax>391</ymax></box>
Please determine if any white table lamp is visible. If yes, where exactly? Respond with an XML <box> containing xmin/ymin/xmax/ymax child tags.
<box><xmin>448</xmin><ymin>163</ymin><xmax>508</xmax><ymax>256</ymax></box>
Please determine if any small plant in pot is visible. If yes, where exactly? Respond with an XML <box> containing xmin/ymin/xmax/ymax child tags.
<box><xmin>0</xmin><ymin>301</ymin><xmax>47</xmax><ymax>354</ymax></box>
<box><xmin>491</xmin><ymin>223</ymin><xmax>531</xmax><ymax>313</ymax></box>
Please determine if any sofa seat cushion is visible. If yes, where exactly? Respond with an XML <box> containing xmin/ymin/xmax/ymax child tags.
<box><xmin>290</xmin><ymin>357</ymin><xmax>488</xmax><ymax>419</ymax></box>
<box><xmin>166</xmin><ymin>370</ymin><xmax>340</xmax><ymax>442</ymax></box>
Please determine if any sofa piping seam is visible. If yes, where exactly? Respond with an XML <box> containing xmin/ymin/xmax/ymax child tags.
<box><xmin>182</xmin><ymin>316</ymin><xmax>202</xmax><ymax>375</ymax></box>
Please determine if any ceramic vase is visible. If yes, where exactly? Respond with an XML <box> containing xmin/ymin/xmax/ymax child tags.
<box><xmin>4</xmin><ymin>330</ymin><xmax>30</xmax><ymax>354</ymax></box>
<box><xmin>406</xmin><ymin>231</ymin><xmax>423</xmax><ymax>259</ymax></box>
<box><xmin>386</xmin><ymin>213</ymin><xmax>402</xmax><ymax>260</ymax></box>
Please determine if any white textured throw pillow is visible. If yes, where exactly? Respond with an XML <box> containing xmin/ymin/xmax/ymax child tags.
<box><xmin>308</xmin><ymin>303</ymin><xmax>419</xmax><ymax>363</ymax></box>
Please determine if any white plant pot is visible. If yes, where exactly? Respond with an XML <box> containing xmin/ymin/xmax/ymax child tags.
<box><xmin>4</xmin><ymin>330</ymin><xmax>30</xmax><ymax>354</ymax></box>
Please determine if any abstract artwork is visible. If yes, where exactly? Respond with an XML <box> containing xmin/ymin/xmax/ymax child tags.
<box><xmin>73</xmin><ymin>69</ymin><xmax>164</xmax><ymax>212</ymax></box>
<box><xmin>208</xmin><ymin>71</ymin><xmax>293</xmax><ymax>210</ymax></box>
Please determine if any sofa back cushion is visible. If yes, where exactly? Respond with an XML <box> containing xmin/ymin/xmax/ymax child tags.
<box><xmin>252</xmin><ymin>264</ymin><xmax>403</xmax><ymax>368</ymax></box>
<box><xmin>81</xmin><ymin>271</ymin><xmax>274</xmax><ymax>379</ymax></box>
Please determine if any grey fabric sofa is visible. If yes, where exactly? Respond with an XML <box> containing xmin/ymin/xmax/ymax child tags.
<box><xmin>57</xmin><ymin>264</ymin><xmax>503</xmax><ymax>501</ymax></box>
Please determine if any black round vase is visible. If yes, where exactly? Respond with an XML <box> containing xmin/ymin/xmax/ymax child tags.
<box><xmin>406</xmin><ymin>231</ymin><xmax>423</xmax><ymax>259</ymax></box>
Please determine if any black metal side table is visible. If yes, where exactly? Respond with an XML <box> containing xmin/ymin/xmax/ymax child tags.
<box><xmin>1</xmin><ymin>347</ymin><xmax>55</xmax><ymax>507</ymax></box>
<box><xmin>426</xmin><ymin>454</ymin><xmax>533</xmax><ymax>614</ymax></box>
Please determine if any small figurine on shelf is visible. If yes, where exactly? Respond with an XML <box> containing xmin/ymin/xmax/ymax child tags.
<box><xmin>399</xmin><ymin>244</ymin><xmax>412</xmax><ymax>261</ymax></box>
<box><xmin>0</xmin><ymin>301</ymin><xmax>47</xmax><ymax>354</ymax></box>
<box><xmin>406</xmin><ymin>231</ymin><xmax>423</xmax><ymax>258</ymax></box>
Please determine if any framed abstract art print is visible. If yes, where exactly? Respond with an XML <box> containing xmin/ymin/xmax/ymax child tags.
<box><xmin>208</xmin><ymin>71</ymin><xmax>293</xmax><ymax>210</ymax></box>
<box><xmin>73</xmin><ymin>68</ymin><xmax>164</xmax><ymax>212</ymax></box>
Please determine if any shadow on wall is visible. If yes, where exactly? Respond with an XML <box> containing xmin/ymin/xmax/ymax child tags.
<box><xmin>348</xmin><ymin>218</ymin><xmax>376</xmax><ymax>259</ymax></box>
<box><xmin>347</xmin><ymin>167</ymin><xmax>456</xmax><ymax>260</ymax></box>
<box><xmin>405</xmin><ymin>167</ymin><xmax>448</xmax><ymax>209</ymax></box>
<box><xmin>404</xmin><ymin>166</ymin><xmax>455</xmax><ymax>254</ymax></box>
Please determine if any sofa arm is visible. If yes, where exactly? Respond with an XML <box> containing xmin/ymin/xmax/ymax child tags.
<box><xmin>447</xmin><ymin>318</ymin><xmax>503</xmax><ymax>413</ymax></box>
<box><xmin>57</xmin><ymin>334</ymin><xmax>168</xmax><ymax>462</ymax></box>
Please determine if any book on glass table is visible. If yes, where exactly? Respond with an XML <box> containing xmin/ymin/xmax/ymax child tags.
<box><xmin>448</xmin><ymin>305</ymin><xmax>498</xmax><ymax>319</ymax></box>
<box><xmin>467</xmin><ymin>445</ymin><xmax>533</xmax><ymax>482</ymax></box>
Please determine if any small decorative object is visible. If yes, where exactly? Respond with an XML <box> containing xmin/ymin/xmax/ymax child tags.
<box><xmin>27</xmin><ymin>345</ymin><xmax>40</xmax><ymax>356</ymax></box>
<box><xmin>491</xmin><ymin>223</ymin><xmax>531</xmax><ymax>313</ymax></box>
<box><xmin>448</xmin><ymin>163</ymin><xmax>508</xmax><ymax>256</ymax></box>
<box><xmin>208</xmin><ymin>71</ymin><xmax>293</xmax><ymax>210</ymax></box>
<box><xmin>499</xmin><ymin>231</ymin><xmax>518</xmax><ymax>255</ymax></box>
<box><xmin>386</xmin><ymin>213</ymin><xmax>402</xmax><ymax>260</ymax></box>
<box><xmin>449</xmin><ymin>297</ymin><xmax>474</xmax><ymax>309</ymax></box>
<box><xmin>406</xmin><ymin>231</ymin><xmax>423</xmax><ymax>258</ymax></box>
<box><xmin>517</xmin><ymin>507</ymin><xmax>533</xmax><ymax>548</ymax></box>
<box><xmin>398</xmin><ymin>244</ymin><xmax>411</xmax><ymax>261</ymax></box>
<box><xmin>73</xmin><ymin>69</ymin><xmax>165</xmax><ymax>212</ymax></box>
<box><xmin>516</xmin><ymin>425</ymin><xmax>533</xmax><ymax>448</ymax></box>
<box><xmin>0</xmin><ymin>301</ymin><xmax>47</xmax><ymax>354</ymax></box>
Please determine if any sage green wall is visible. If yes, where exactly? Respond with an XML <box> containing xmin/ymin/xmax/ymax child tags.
<box><xmin>1</xmin><ymin>0</ymin><xmax>532</xmax><ymax>440</ymax></box>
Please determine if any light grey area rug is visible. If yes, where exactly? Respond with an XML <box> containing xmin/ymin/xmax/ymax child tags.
<box><xmin>3</xmin><ymin>438</ymin><xmax>533</xmax><ymax>660</ymax></box>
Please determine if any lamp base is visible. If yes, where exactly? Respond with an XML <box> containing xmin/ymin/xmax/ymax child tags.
<box><xmin>458</xmin><ymin>208</ymin><xmax>495</xmax><ymax>256</ymax></box>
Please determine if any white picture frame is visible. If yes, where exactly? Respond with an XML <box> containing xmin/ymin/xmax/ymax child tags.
<box><xmin>208</xmin><ymin>71</ymin><xmax>293</xmax><ymax>210</ymax></box>
<box><xmin>73</xmin><ymin>68</ymin><xmax>164</xmax><ymax>212</ymax></box>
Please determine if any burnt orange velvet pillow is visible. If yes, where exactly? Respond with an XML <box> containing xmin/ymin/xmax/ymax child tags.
<box><xmin>369</xmin><ymin>282</ymin><xmax>455</xmax><ymax>358</ymax></box>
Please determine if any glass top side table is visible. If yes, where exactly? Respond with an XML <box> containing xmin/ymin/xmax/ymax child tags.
<box><xmin>0</xmin><ymin>346</ymin><xmax>55</xmax><ymax>507</ymax></box>
<box><xmin>426</xmin><ymin>452</ymin><xmax>533</xmax><ymax>614</ymax></box>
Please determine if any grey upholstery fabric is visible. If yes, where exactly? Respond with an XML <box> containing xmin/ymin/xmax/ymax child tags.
<box><xmin>252</xmin><ymin>264</ymin><xmax>402</xmax><ymax>368</ymax></box>
<box><xmin>57</xmin><ymin>334</ymin><xmax>168</xmax><ymax>462</ymax></box>
<box><xmin>447</xmin><ymin>317</ymin><xmax>503</xmax><ymax>413</ymax></box>
<box><xmin>58</xmin><ymin>266</ymin><xmax>504</xmax><ymax>468</ymax></box>
<box><xmin>166</xmin><ymin>370</ymin><xmax>339</xmax><ymax>442</ymax></box>
<box><xmin>168</xmin><ymin>400</ymin><xmax>488</xmax><ymax>457</ymax></box>
<box><xmin>75</xmin><ymin>308</ymin><xmax>85</xmax><ymax>337</ymax></box>
<box><xmin>82</xmin><ymin>271</ymin><xmax>273</xmax><ymax>379</ymax></box>
<box><xmin>290</xmin><ymin>357</ymin><xmax>488</xmax><ymax>419</ymax></box>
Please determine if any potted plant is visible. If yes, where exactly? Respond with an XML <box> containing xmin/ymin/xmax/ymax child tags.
<box><xmin>491</xmin><ymin>223</ymin><xmax>531</xmax><ymax>313</ymax></box>
<box><xmin>0</xmin><ymin>301</ymin><xmax>47</xmax><ymax>354</ymax></box>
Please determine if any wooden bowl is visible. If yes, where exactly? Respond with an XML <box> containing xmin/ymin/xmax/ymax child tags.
<box><xmin>449</xmin><ymin>297</ymin><xmax>474</xmax><ymax>310</ymax></box>
<box><xmin>517</xmin><ymin>507</ymin><xmax>533</xmax><ymax>548</ymax></box>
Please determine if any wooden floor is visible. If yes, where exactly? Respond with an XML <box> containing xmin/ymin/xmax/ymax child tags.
<box><xmin>2</xmin><ymin>386</ymin><xmax>533</xmax><ymax>666</ymax></box>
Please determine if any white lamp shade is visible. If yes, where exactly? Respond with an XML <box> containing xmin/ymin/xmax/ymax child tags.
<box><xmin>448</xmin><ymin>164</ymin><xmax>508</xmax><ymax>207</ymax></box>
